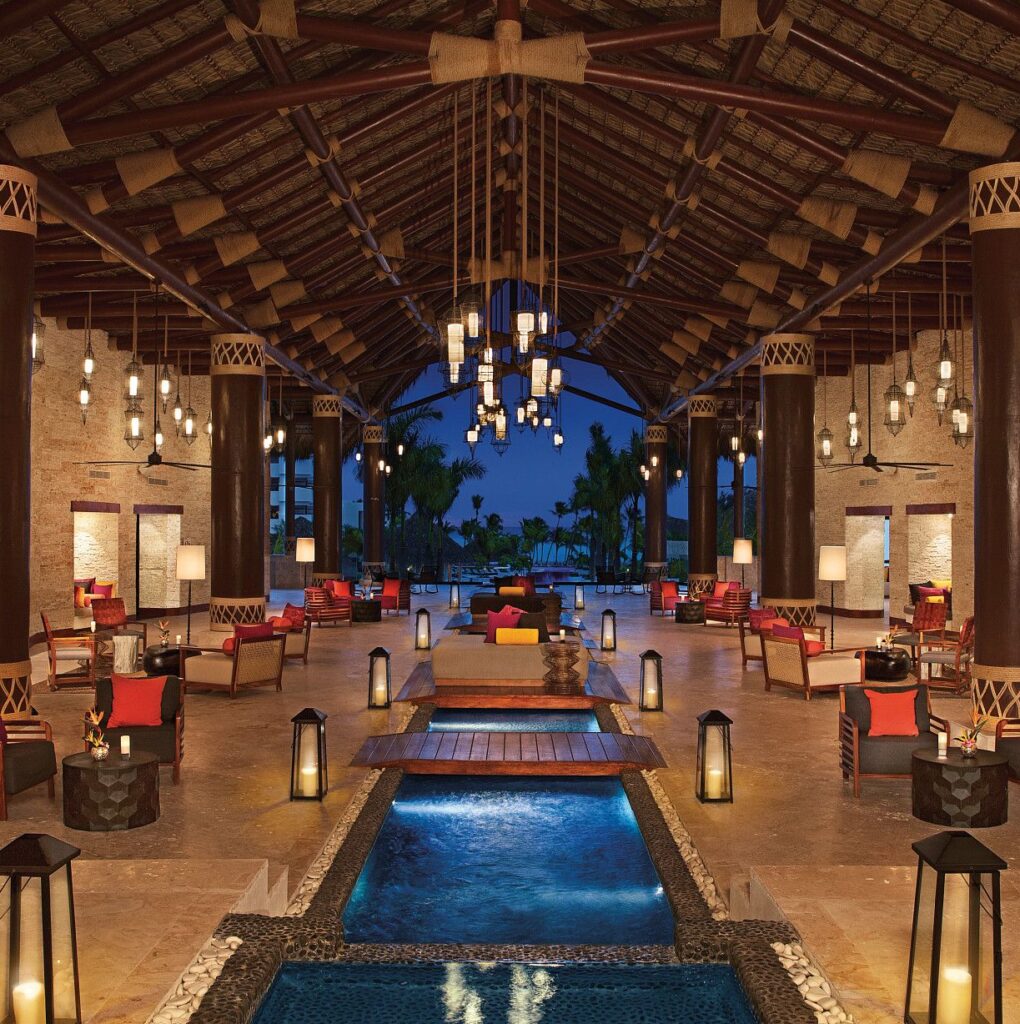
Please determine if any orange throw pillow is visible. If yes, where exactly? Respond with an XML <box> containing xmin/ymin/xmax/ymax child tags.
<box><xmin>865</xmin><ymin>688</ymin><xmax>919</xmax><ymax>737</ymax></box>
<box><xmin>108</xmin><ymin>675</ymin><xmax>166</xmax><ymax>728</ymax></box>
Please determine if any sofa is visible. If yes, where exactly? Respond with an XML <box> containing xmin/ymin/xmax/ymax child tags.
<box><xmin>469</xmin><ymin>592</ymin><xmax>562</xmax><ymax>628</ymax></box>
<box><xmin>432</xmin><ymin>633</ymin><xmax>590</xmax><ymax>687</ymax></box>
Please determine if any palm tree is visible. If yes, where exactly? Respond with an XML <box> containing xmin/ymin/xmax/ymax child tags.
<box><xmin>550</xmin><ymin>500</ymin><xmax>570</xmax><ymax>563</ymax></box>
<box><xmin>520</xmin><ymin>516</ymin><xmax>550</xmax><ymax>567</ymax></box>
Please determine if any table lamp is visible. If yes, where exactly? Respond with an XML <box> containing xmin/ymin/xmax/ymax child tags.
<box><xmin>818</xmin><ymin>544</ymin><xmax>847</xmax><ymax>650</ymax></box>
<box><xmin>175</xmin><ymin>544</ymin><xmax>205</xmax><ymax>645</ymax></box>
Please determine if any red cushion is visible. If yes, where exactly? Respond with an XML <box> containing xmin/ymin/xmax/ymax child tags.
<box><xmin>91</xmin><ymin>583</ymin><xmax>115</xmax><ymax>599</ymax></box>
<box><xmin>771</xmin><ymin>624</ymin><xmax>804</xmax><ymax>641</ymax></box>
<box><xmin>269</xmin><ymin>616</ymin><xmax>294</xmax><ymax>631</ymax></box>
<box><xmin>749</xmin><ymin>608</ymin><xmax>784</xmax><ymax>633</ymax></box>
<box><xmin>804</xmin><ymin>640</ymin><xmax>827</xmax><ymax>657</ymax></box>
<box><xmin>865</xmin><ymin>688</ymin><xmax>919</xmax><ymax>737</ymax></box>
<box><xmin>282</xmin><ymin>603</ymin><xmax>306</xmax><ymax>629</ymax></box>
<box><xmin>712</xmin><ymin>581</ymin><xmax>728</xmax><ymax>599</ymax></box>
<box><xmin>661</xmin><ymin>582</ymin><xmax>678</xmax><ymax>598</ymax></box>
<box><xmin>327</xmin><ymin>580</ymin><xmax>353</xmax><ymax>599</ymax></box>
<box><xmin>382</xmin><ymin>578</ymin><xmax>401</xmax><ymax>597</ymax></box>
<box><xmin>224</xmin><ymin>622</ymin><xmax>274</xmax><ymax>654</ymax></box>
<box><xmin>485</xmin><ymin>605</ymin><xmax>524</xmax><ymax>644</ymax></box>
<box><xmin>107</xmin><ymin>675</ymin><xmax>167</xmax><ymax>728</ymax></box>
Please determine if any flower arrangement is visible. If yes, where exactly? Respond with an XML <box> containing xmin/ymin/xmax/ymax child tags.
<box><xmin>957</xmin><ymin>709</ymin><xmax>989</xmax><ymax>758</ymax></box>
<box><xmin>83</xmin><ymin>707</ymin><xmax>109</xmax><ymax>760</ymax></box>
<box><xmin>159</xmin><ymin>619</ymin><xmax>171</xmax><ymax>646</ymax></box>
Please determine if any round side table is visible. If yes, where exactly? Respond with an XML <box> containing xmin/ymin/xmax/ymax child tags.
<box><xmin>351</xmin><ymin>599</ymin><xmax>382</xmax><ymax>623</ymax></box>
<box><xmin>142</xmin><ymin>644</ymin><xmax>199</xmax><ymax>676</ymax></box>
<box><xmin>854</xmin><ymin>646</ymin><xmax>912</xmax><ymax>681</ymax></box>
<box><xmin>675</xmin><ymin>600</ymin><xmax>705</xmax><ymax>624</ymax></box>
<box><xmin>62</xmin><ymin>751</ymin><xmax>160</xmax><ymax>831</ymax></box>
<box><xmin>911</xmin><ymin>748</ymin><xmax>1008</xmax><ymax>828</ymax></box>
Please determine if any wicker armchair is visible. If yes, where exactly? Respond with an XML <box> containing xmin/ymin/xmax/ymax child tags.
<box><xmin>839</xmin><ymin>684</ymin><xmax>947</xmax><ymax>797</ymax></box>
<box><xmin>738</xmin><ymin>611</ymin><xmax>825</xmax><ymax>668</ymax></box>
<box><xmin>181</xmin><ymin>635</ymin><xmax>286</xmax><ymax>698</ymax></box>
<box><xmin>915</xmin><ymin>616</ymin><xmax>974</xmax><ymax>693</ymax></box>
<box><xmin>0</xmin><ymin>717</ymin><xmax>56</xmax><ymax>821</ymax></box>
<box><xmin>762</xmin><ymin>633</ymin><xmax>861</xmax><ymax>700</ymax></box>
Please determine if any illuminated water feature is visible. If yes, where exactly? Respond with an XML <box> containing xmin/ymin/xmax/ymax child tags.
<box><xmin>428</xmin><ymin>709</ymin><xmax>600</xmax><ymax>732</ymax></box>
<box><xmin>252</xmin><ymin>961</ymin><xmax>757</xmax><ymax>1024</ymax></box>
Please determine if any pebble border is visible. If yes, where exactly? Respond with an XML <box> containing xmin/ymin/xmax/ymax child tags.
<box><xmin>145</xmin><ymin>936</ymin><xmax>243</xmax><ymax>1024</ymax></box>
<box><xmin>773</xmin><ymin>942</ymin><xmax>856</xmax><ymax>1024</ymax></box>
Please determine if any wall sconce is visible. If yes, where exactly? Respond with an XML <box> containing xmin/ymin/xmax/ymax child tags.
<box><xmin>696</xmin><ymin>710</ymin><xmax>733</xmax><ymax>802</ymax></box>
<box><xmin>368</xmin><ymin>647</ymin><xmax>391</xmax><ymax>709</ymax></box>
<box><xmin>414</xmin><ymin>608</ymin><xmax>431</xmax><ymax>651</ymax></box>
<box><xmin>449</xmin><ymin>582</ymin><xmax>461</xmax><ymax>610</ymax></box>
<box><xmin>574</xmin><ymin>584</ymin><xmax>585</xmax><ymax>611</ymax></box>
<box><xmin>906</xmin><ymin>830</ymin><xmax>1006</xmax><ymax>1024</ymax></box>
<box><xmin>290</xmin><ymin>707</ymin><xmax>327</xmax><ymax>801</ymax></box>
<box><xmin>0</xmin><ymin>833</ymin><xmax>82</xmax><ymax>1024</ymax></box>
<box><xmin>600</xmin><ymin>609</ymin><xmax>617</xmax><ymax>652</ymax></box>
<box><xmin>639</xmin><ymin>649</ymin><xmax>663</xmax><ymax>711</ymax></box>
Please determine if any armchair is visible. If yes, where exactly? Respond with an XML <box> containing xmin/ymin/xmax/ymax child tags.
<box><xmin>891</xmin><ymin>599</ymin><xmax>947</xmax><ymax>666</ymax></box>
<box><xmin>268</xmin><ymin>603</ymin><xmax>312</xmax><ymax>663</ymax></box>
<box><xmin>738</xmin><ymin>610</ymin><xmax>826</xmax><ymax>667</ymax></box>
<box><xmin>304</xmin><ymin>586</ymin><xmax>352</xmax><ymax>626</ymax></box>
<box><xmin>594</xmin><ymin>569</ymin><xmax>613</xmax><ymax>594</ymax></box>
<box><xmin>90</xmin><ymin>597</ymin><xmax>147</xmax><ymax>651</ymax></box>
<box><xmin>0</xmin><ymin>717</ymin><xmax>56</xmax><ymax>821</ymax></box>
<box><xmin>974</xmin><ymin>677</ymin><xmax>1020</xmax><ymax>783</ymax></box>
<box><xmin>915</xmin><ymin>616</ymin><xmax>974</xmax><ymax>694</ymax></box>
<box><xmin>704</xmin><ymin>584</ymin><xmax>752</xmax><ymax>626</ymax></box>
<box><xmin>649</xmin><ymin>580</ymin><xmax>680</xmax><ymax>616</ymax></box>
<box><xmin>417</xmin><ymin>566</ymin><xmax>439</xmax><ymax>594</ymax></box>
<box><xmin>838</xmin><ymin>684</ymin><xmax>947</xmax><ymax>797</ymax></box>
<box><xmin>380</xmin><ymin>577</ymin><xmax>411</xmax><ymax>615</ymax></box>
<box><xmin>41</xmin><ymin>612</ymin><xmax>96</xmax><ymax>690</ymax></box>
<box><xmin>181</xmin><ymin>634</ymin><xmax>286</xmax><ymax>698</ymax></box>
<box><xmin>95</xmin><ymin>675</ymin><xmax>184</xmax><ymax>783</ymax></box>
<box><xmin>762</xmin><ymin>633</ymin><xmax>861</xmax><ymax>700</ymax></box>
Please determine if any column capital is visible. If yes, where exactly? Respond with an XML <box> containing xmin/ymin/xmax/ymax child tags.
<box><xmin>760</xmin><ymin>333</ymin><xmax>815</xmax><ymax>375</ymax></box>
<box><xmin>363</xmin><ymin>423</ymin><xmax>384</xmax><ymax>444</ymax></box>
<box><xmin>210</xmin><ymin>333</ymin><xmax>264</xmax><ymax>376</ymax></box>
<box><xmin>312</xmin><ymin>395</ymin><xmax>343</xmax><ymax>418</ymax></box>
<box><xmin>969</xmin><ymin>162</ymin><xmax>1020</xmax><ymax>233</ymax></box>
<box><xmin>644</xmin><ymin>423</ymin><xmax>668</xmax><ymax>445</ymax></box>
<box><xmin>0</xmin><ymin>165</ymin><xmax>38</xmax><ymax>237</ymax></box>
<box><xmin>688</xmin><ymin>395</ymin><xmax>716</xmax><ymax>419</ymax></box>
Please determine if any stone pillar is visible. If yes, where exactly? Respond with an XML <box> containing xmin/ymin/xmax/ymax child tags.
<box><xmin>733</xmin><ymin>455</ymin><xmax>744</xmax><ymax>539</ymax></box>
<box><xmin>0</xmin><ymin>166</ymin><xmax>36</xmax><ymax>712</ymax></box>
<box><xmin>284</xmin><ymin>417</ymin><xmax>297</xmax><ymax>547</ymax></box>
<box><xmin>362</xmin><ymin>423</ymin><xmax>385</xmax><ymax>571</ymax></box>
<box><xmin>759</xmin><ymin>333</ymin><xmax>816</xmax><ymax>626</ymax></box>
<box><xmin>644</xmin><ymin>423</ymin><xmax>668</xmax><ymax>570</ymax></box>
<box><xmin>312</xmin><ymin>396</ymin><xmax>342</xmax><ymax>581</ymax></box>
<box><xmin>687</xmin><ymin>396</ymin><xmax>718</xmax><ymax>598</ymax></box>
<box><xmin>969</xmin><ymin>162</ymin><xmax>1020</xmax><ymax>715</ymax></box>
<box><xmin>209</xmin><ymin>334</ymin><xmax>266</xmax><ymax>629</ymax></box>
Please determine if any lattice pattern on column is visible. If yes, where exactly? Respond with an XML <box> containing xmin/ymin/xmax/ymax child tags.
<box><xmin>969</xmin><ymin>163</ymin><xmax>1020</xmax><ymax>232</ymax></box>
<box><xmin>0</xmin><ymin>662</ymin><xmax>33</xmax><ymax>715</ymax></box>
<box><xmin>210</xmin><ymin>333</ymin><xmax>265</xmax><ymax>375</ymax></box>
<box><xmin>644</xmin><ymin>424</ymin><xmax>668</xmax><ymax>444</ymax></box>
<box><xmin>972</xmin><ymin>665</ymin><xmax>1020</xmax><ymax>736</ymax></box>
<box><xmin>209</xmin><ymin>596</ymin><xmax>267</xmax><ymax>631</ymax></box>
<box><xmin>688</xmin><ymin>396</ymin><xmax>716</xmax><ymax>419</ymax></box>
<box><xmin>760</xmin><ymin>598</ymin><xmax>816</xmax><ymax>627</ymax></box>
<box><xmin>363</xmin><ymin>424</ymin><xmax>384</xmax><ymax>443</ymax></box>
<box><xmin>687</xmin><ymin>572</ymin><xmax>717</xmax><ymax>598</ymax></box>
<box><xmin>0</xmin><ymin>166</ymin><xmax>37</xmax><ymax>236</ymax></box>
<box><xmin>312</xmin><ymin>396</ymin><xmax>343</xmax><ymax>417</ymax></box>
<box><xmin>760</xmin><ymin>333</ymin><xmax>814</xmax><ymax>375</ymax></box>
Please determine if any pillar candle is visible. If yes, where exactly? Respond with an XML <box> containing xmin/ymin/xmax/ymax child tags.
<box><xmin>175</xmin><ymin>634</ymin><xmax>182</xmax><ymax>645</ymax></box>
<box><xmin>90</xmin><ymin>620</ymin><xmax>96</xmax><ymax>633</ymax></box>
<box><xmin>938</xmin><ymin>732</ymin><xmax>949</xmax><ymax>758</ymax></box>
<box><xmin>120</xmin><ymin>735</ymin><xmax>130</xmax><ymax>757</ymax></box>
<box><xmin>559</xmin><ymin>629</ymin><xmax>566</xmax><ymax>641</ymax></box>
<box><xmin>300</xmin><ymin>765</ymin><xmax>318</xmax><ymax>797</ymax></box>
<box><xmin>936</xmin><ymin>966</ymin><xmax>971</xmax><ymax>1024</ymax></box>
<box><xmin>13</xmin><ymin>981</ymin><xmax>44</xmax><ymax>1024</ymax></box>
<box><xmin>706</xmin><ymin>768</ymin><xmax>724</xmax><ymax>800</ymax></box>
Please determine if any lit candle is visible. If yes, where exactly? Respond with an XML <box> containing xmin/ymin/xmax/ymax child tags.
<box><xmin>938</xmin><ymin>732</ymin><xmax>949</xmax><ymax>759</ymax></box>
<box><xmin>175</xmin><ymin>634</ymin><xmax>182</xmax><ymax>645</ymax></box>
<box><xmin>13</xmin><ymin>980</ymin><xmax>45</xmax><ymax>1024</ymax></box>
<box><xmin>300</xmin><ymin>765</ymin><xmax>317</xmax><ymax>797</ymax></box>
<box><xmin>876</xmin><ymin>635</ymin><xmax>885</xmax><ymax>649</ymax></box>
<box><xmin>120</xmin><ymin>735</ymin><xmax>130</xmax><ymax>758</ymax></box>
<box><xmin>90</xmin><ymin>620</ymin><xmax>96</xmax><ymax>633</ymax></box>
<box><xmin>559</xmin><ymin>629</ymin><xmax>566</xmax><ymax>641</ymax></box>
<box><xmin>936</xmin><ymin>966</ymin><xmax>971</xmax><ymax>1024</ymax></box>
<box><xmin>706</xmin><ymin>769</ymin><xmax>724</xmax><ymax>800</ymax></box>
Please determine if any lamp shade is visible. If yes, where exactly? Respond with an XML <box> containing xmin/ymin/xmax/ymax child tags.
<box><xmin>175</xmin><ymin>544</ymin><xmax>206</xmax><ymax>582</ymax></box>
<box><xmin>295</xmin><ymin>537</ymin><xmax>315</xmax><ymax>564</ymax></box>
<box><xmin>732</xmin><ymin>538</ymin><xmax>753</xmax><ymax>565</ymax></box>
<box><xmin>818</xmin><ymin>544</ymin><xmax>847</xmax><ymax>582</ymax></box>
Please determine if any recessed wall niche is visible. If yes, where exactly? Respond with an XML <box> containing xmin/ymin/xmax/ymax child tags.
<box><xmin>72</xmin><ymin>501</ymin><xmax>120</xmax><ymax>613</ymax></box>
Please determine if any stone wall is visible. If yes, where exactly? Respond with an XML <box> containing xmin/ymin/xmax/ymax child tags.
<box><xmin>31</xmin><ymin>318</ymin><xmax>214</xmax><ymax>631</ymax></box>
<box><xmin>138</xmin><ymin>513</ymin><xmax>182</xmax><ymax>609</ymax></box>
<box><xmin>843</xmin><ymin>515</ymin><xmax>886</xmax><ymax>613</ymax></box>
<box><xmin>814</xmin><ymin>328</ymin><xmax>973</xmax><ymax>623</ymax></box>
<box><xmin>73</xmin><ymin>510</ymin><xmax>119</xmax><ymax>584</ymax></box>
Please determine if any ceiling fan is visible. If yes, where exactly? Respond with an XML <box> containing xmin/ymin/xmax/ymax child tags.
<box><xmin>77</xmin><ymin>291</ymin><xmax>209</xmax><ymax>474</ymax></box>
<box><xmin>821</xmin><ymin>281</ymin><xmax>951</xmax><ymax>473</ymax></box>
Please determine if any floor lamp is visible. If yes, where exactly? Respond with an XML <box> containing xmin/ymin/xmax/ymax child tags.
<box><xmin>175</xmin><ymin>544</ymin><xmax>206</xmax><ymax>646</ymax></box>
<box><xmin>818</xmin><ymin>545</ymin><xmax>847</xmax><ymax>651</ymax></box>
<box><xmin>295</xmin><ymin>537</ymin><xmax>315</xmax><ymax>588</ymax></box>
<box><xmin>732</xmin><ymin>538</ymin><xmax>753</xmax><ymax>589</ymax></box>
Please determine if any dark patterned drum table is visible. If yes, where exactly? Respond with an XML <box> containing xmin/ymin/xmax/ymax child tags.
<box><xmin>62</xmin><ymin>751</ymin><xmax>160</xmax><ymax>831</ymax></box>
<box><xmin>351</xmin><ymin>599</ymin><xmax>382</xmax><ymax>623</ymax></box>
<box><xmin>854</xmin><ymin>646</ymin><xmax>912</xmax><ymax>681</ymax></box>
<box><xmin>142</xmin><ymin>644</ymin><xmax>198</xmax><ymax>676</ymax></box>
<box><xmin>675</xmin><ymin>600</ymin><xmax>705</xmax><ymax>624</ymax></box>
<box><xmin>911</xmin><ymin>748</ymin><xmax>1008</xmax><ymax>828</ymax></box>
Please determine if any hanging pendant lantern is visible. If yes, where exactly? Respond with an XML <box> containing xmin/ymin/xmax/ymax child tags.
<box><xmin>82</xmin><ymin>337</ymin><xmax>95</xmax><ymax>379</ymax></box>
<box><xmin>205</xmin><ymin>410</ymin><xmax>212</xmax><ymax>444</ymax></box>
<box><xmin>531</xmin><ymin>356</ymin><xmax>549</xmax><ymax>398</ymax></box>
<box><xmin>884</xmin><ymin>381</ymin><xmax>905</xmax><ymax>437</ymax></box>
<box><xmin>124</xmin><ymin>357</ymin><xmax>142</xmax><ymax>399</ymax></box>
<box><xmin>461</xmin><ymin>301</ymin><xmax>481</xmax><ymax>339</ymax></box>
<box><xmin>904</xmin><ymin>355</ymin><xmax>918</xmax><ymax>416</ymax></box>
<box><xmin>816</xmin><ymin>425</ymin><xmax>834</xmax><ymax>467</ymax></box>
<box><xmin>154</xmin><ymin>416</ymin><xmax>164</xmax><ymax>451</ymax></box>
<box><xmin>30</xmin><ymin>317</ymin><xmax>46</xmax><ymax>374</ymax></box>
<box><xmin>173</xmin><ymin>393</ymin><xmax>183</xmax><ymax>433</ymax></box>
<box><xmin>951</xmin><ymin>395</ymin><xmax>974</xmax><ymax>448</ymax></box>
<box><xmin>158</xmin><ymin>363</ymin><xmax>173</xmax><ymax>411</ymax></box>
<box><xmin>78</xmin><ymin>377</ymin><xmax>91</xmax><ymax>424</ymax></box>
<box><xmin>124</xmin><ymin>400</ymin><xmax>144</xmax><ymax>450</ymax></box>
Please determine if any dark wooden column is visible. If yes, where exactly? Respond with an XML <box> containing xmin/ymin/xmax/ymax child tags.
<box><xmin>733</xmin><ymin>456</ymin><xmax>745</xmax><ymax>539</ymax></box>
<box><xmin>0</xmin><ymin>166</ymin><xmax>36</xmax><ymax>709</ymax></box>
<box><xmin>759</xmin><ymin>333</ymin><xmax>816</xmax><ymax>626</ymax></box>
<box><xmin>362</xmin><ymin>423</ymin><xmax>385</xmax><ymax>571</ymax></box>
<box><xmin>644</xmin><ymin>423</ymin><xmax>668</xmax><ymax>570</ymax></box>
<box><xmin>311</xmin><ymin>396</ymin><xmax>342</xmax><ymax>581</ymax></box>
<box><xmin>970</xmin><ymin>162</ymin><xmax>1020</xmax><ymax>711</ymax></box>
<box><xmin>687</xmin><ymin>396</ymin><xmax>718</xmax><ymax>598</ymax></box>
<box><xmin>284</xmin><ymin>416</ymin><xmax>297</xmax><ymax>548</ymax></box>
<box><xmin>209</xmin><ymin>333</ymin><xmax>266</xmax><ymax>630</ymax></box>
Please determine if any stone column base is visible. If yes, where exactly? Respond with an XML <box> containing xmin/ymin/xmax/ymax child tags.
<box><xmin>760</xmin><ymin>597</ymin><xmax>816</xmax><ymax>627</ymax></box>
<box><xmin>209</xmin><ymin>596</ymin><xmax>267</xmax><ymax>631</ymax></box>
<box><xmin>688</xmin><ymin>573</ymin><xmax>717</xmax><ymax>599</ymax></box>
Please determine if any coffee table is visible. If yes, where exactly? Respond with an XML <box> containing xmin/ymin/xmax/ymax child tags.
<box><xmin>62</xmin><ymin>751</ymin><xmax>160</xmax><ymax>831</ymax></box>
<box><xmin>351</xmin><ymin>598</ymin><xmax>382</xmax><ymax>623</ymax></box>
<box><xmin>675</xmin><ymin>600</ymin><xmax>705</xmax><ymax>624</ymax></box>
<box><xmin>142</xmin><ymin>643</ymin><xmax>199</xmax><ymax>676</ymax></box>
<box><xmin>911</xmin><ymin>748</ymin><xmax>1008</xmax><ymax>828</ymax></box>
<box><xmin>854</xmin><ymin>646</ymin><xmax>912</xmax><ymax>681</ymax></box>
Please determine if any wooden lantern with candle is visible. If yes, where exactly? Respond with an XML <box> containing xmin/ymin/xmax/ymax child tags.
<box><xmin>414</xmin><ymin>609</ymin><xmax>431</xmax><ymax>651</ymax></box>
<box><xmin>600</xmin><ymin>609</ymin><xmax>617</xmax><ymax>652</ymax></box>
<box><xmin>696</xmin><ymin>710</ymin><xmax>734</xmax><ymax>803</ymax></box>
<box><xmin>289</xmin><ymin>708</ymin><xmax>328</xmax><ymax>801</ymax></box>
<box><xmin>638</xmin><ymin>649</ymin><xmax>664</xmax><ymax>712</ymax></box>
<box><xmin>368</xmin><ymin>647</ymin><xmax>391</xmax><ymax>709</ymax></box>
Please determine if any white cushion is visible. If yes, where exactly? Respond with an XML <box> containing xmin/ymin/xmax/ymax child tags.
<box><xmin>284</xmin><ymin>631</ymin><xmax>305</xmax><ymax>655</ymax></box>
<box><xmin>807</xmin><ymin>656</ymin><xmax>861</xmax><ymax>688</ymax></box>
<box><xmin>184</xmin><ymin>653</ymin><xmax>234</xmax><ymax>686</ymax></box>
<box><xmin>53</xmin><ymin>647</ymin><xmax>92</xmax><ymax>661</ymax></box>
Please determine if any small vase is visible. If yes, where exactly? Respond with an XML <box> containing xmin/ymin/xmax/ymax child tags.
<box><xmin>90</xmin><ymin>744</ymin><xmax>110</xmax><ymax>762</ymax></box>
<box><xmin>959</xmin><ymin>738</ymin><xmax>978</xmax><ymax>758</ymax></box>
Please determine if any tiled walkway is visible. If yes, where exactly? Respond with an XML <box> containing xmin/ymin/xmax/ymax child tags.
<box><xmin>7</xmin><ymin>589</ymin><xmax>1017</xmax><ymax>1023</ymax></box>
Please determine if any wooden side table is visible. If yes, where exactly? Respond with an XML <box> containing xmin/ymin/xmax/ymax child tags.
<box><xmin>675</xmin><ymin>600</ymin><xmax>706</xmax><ymax>624</ymax></box>
<box><xmin>911</xmin><ymin>748</ymin><xmax>1008</xmax><ymax>828</ymax></box>
<box><xmin>62</xmin><ymin>751</ymin><xmax>160</xmax><ymax>831</ymax></box>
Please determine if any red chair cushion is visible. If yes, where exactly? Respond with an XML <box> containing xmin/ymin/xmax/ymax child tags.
<box><xmin>223</xmin><ymin>622</ymin><xmax>275</xmax><ymax>654</ymax></box>
<box><xmin>712</xmin><ymin>581</ymin><xmax>729</xmax><ymax>599</ymax></box>
<box><xmin>771</xmin><ymin>624</ymin><xmax>804</xmax><ymax>641</ymax></box>
<box><xmin>92</xmin><ymin>598</ymin><xmax>127</xmax><ymax>628</ymax></box>
<box><xmin>269</xmin><ymin>616</ymin><xmax>294</xmax><ymax>631</ymax></box>
<box><xmin>804</xmin><ymin>640</ymin><xmax>827</xmax><ymax>657</ymax></box>
<box><xmin>282</xmin><ymin>603</ymin><xmax>306</xmax><ymax>629</ymax></box>
<box><xmin>91</xmin><ymin>582</ymin><xmax>115</xmax><ymax>599</ymax></box>
<box><xmin>865</xmin><ymin>688</ymin><xmax>919</xmax><ymax>737</ymax></box>
<box><xmin>381</xmin><ymin>578</ymin><xmax>401</xmax><ymax>597</ymax></box>
<box><xmin>661</xmin><ymin>582</ymin><xmax>678</xmax><ymax>598</ymax></box>
<box><xmin>108</xmin><ymin>675</ymin><xmax>167</xmax><ymax>728</ymax></box>
<box><xmin>327</xmin><ymin>579</ymin><xmax>353</xmax><ymax>599</ymax></box>
<box><xmin>749</xmin><ymin>608</ymin><xmax>784</xmax><ymax>633</ymax></box>
<box><xmin>485</xmin><ymin>605</ymin><xmax>524</xmax><ymax>644</ymax></box>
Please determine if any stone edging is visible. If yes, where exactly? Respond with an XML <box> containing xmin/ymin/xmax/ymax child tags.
<box><xmin>773</xmin><ymin>941</ymin><xmax>856</xmax><ymax>1024</ymax></box>
<box><xmin>145</xmin><ymin>935</ymin><xmax>243</xmax><ymax>1024</ymax></box>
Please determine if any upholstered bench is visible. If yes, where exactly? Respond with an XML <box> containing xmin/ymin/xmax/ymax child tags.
<box><xmin>432</xmin><ymin>634</ymin><xmax>589</xmax><ymax>687</ymax></box>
